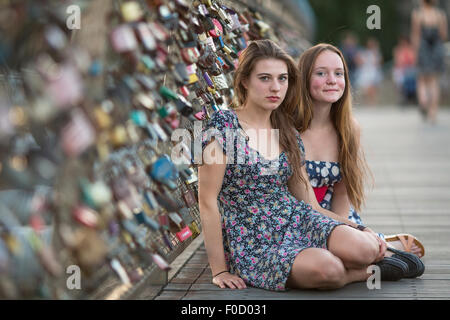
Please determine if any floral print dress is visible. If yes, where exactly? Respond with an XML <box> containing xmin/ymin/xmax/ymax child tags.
<box><xmin>201</xmin><ymin>109</ymin><xmax>345</xmax><ymax>291</ymax></box>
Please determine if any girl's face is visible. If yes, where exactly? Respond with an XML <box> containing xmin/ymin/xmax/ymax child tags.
<box><xmin>244</xmin><ymin>58</ymin><xmax>289</xmax><ymax>112</ymax></box>
<box><xmin>309</xmin><ymin>50</ymin><xmax>346</xmax><ymax>105</ymax></box>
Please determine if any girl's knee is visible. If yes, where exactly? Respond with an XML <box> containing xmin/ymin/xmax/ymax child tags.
<box><xmin>289</xmin><ymin>250</ymin><xmax>346</xmax><ymax>289</ymax></box>
<box><xmin>355</xmin><ymin>233</ymin><xmax>379</xmax><ymax>265</ymax></box>
<box><xmin>316</xmin><ymin>258</ymin><xmax>346</xmax><ymax>288</ymax></box>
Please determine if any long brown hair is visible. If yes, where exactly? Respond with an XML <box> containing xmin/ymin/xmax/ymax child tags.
<box><xmin>232</xmin><ymin>39</ymin><xmax>306</xmax><ymax>186</ymax></box>
<box><xmin>295</xmin><ymin>43</ymin><xmax>373</xmax><ymax>211</ymax></box>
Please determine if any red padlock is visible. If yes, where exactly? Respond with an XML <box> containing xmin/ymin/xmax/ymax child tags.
<box><xmin>179</xmin><ymin>85</ymin><xmax>190</xmax><ymax>98</ymax></box>
<box><xmin>72</xmin><ymin>205</ymin><xmax>99</xmax><ymax>228</ymax></box>
<box><xmin>176</xmin><ymin>225</ymin><xmax>192</xmax><ymax>242</ymax></box>
<box><xmin>208</xmin><ymin>18</ymin><xmax>223</xmax><ymax>38</ymax></box>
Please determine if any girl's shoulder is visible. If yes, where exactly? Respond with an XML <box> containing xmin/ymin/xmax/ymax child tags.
<box><xmin>206</xmin><ymin>109</ymin><xmax>238</xmax><ymax>130</ymax></box>
<box><xmin>351</xmin><ymin>117</ymin><xmax>361</xmax><ymax>131</ymax></box>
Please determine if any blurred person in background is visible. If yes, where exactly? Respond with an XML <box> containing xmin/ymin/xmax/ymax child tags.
<box><xmin>355</xmin><ymin>37</ymin><xmax>383</xmax><ymax>105</ymax></box>
<box><xmin>392</xmin><ymin>35</ymin><xmax>417</xmax><ymax>105</ymax></box>
<box><xmin>340</xmin><ymin>32</ymin><xmax>360</xmax><ymax>85</ymax></box>
<box><xmin>411</xmin><ymin>0</ymin><xmax>448</xmax><ymax>124</ymax></box>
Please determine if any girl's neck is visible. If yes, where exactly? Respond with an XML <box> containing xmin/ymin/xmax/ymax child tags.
<box><xmin>310</xmin><ymin>101</ymin><xmax>333</xmax><ymax>130</ymax></box>
<box><xmin>236</xmin><ymin>103</ymin><xmax>272</xmax><ymax>129</ymax></box>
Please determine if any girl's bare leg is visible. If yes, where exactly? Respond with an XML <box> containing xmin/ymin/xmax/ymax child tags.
<box><xmin>327</xmin><ymin>225</ymin><xmax>380</xmax><ymax>270</ymax></box>
<box><xmin>286</xmin><ymin>248</ymin><xmax>370</xmax><ymax>290</ymax></box>
<box><xmin>428</xmin><ymin>75</ymin><xmax>440</xmax><ymax>124</ymax></box>
<box><xmin>417</xmin><ymin>75</ymin><xmax>429</xmax><ymax>117</ymax></box>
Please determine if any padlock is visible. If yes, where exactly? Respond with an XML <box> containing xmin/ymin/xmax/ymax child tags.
<box><xmin>179</xmin><ymin>85</ymin><xmax>190</xmax><ymax>98</ymax></box>
<box><xmin>182</xmin><ymin>189</ymin><xmax>197</xmax><ymax>208</ymax></box>
<box><xmin>175</xmin><ymin>96</ymin><xmax>193</xmax><ymax>117</ymax></box>
<box><xmin>204</xmin><ymin>36</ymin><xmax>216</xmax><ymax>52</ymax></box>
<box><xmin>110</xmin><ymin>258</ymin><xmax>131</xmax><ymax>285</ymax></box>
<box><xmin>180</xmin><ymin>47</ymin><xmax>200</xmax><ymax>65</ymax></box>
<box><xmin>130</xmin><ymin>110</ymin><xmax>148</xmax><ymax>127</ymax></box>
<box><xmin>189</xmin><ymin>221</ymin><xmax>201</xmax><ymax>239</ymax></box>
<box><xmin>110</xmin><ymin>24</ymin><xmax>138</xmax><ymax>53</ymax></box>
<box><xmin>158</xmin><ymin>212</ymin><xmax>170</xmax><ymax>231</ymax></box>
<box><xmin>148</xmin><ymin>22</ymin><xmax>170</xmax><ymax>42</ymax></box>
<box><xmin>144</xmin><ymin>190</ymin><xmax>160</xmax><ymax>211</ymax></box>
<box><xmin>159</xmin><ymin>85</ymin><xmax>179</xmax><ymax>101</ymax></box>
<box><xmin>72</xmin><ymin>205</ymin><xmax>99</xmax><ymax>228</ymax></box>
<box><xmin>150</xmin><ymin>120</ymin><xmax>169</xmax><ymax>142</ymax></box>
<box><xmin>121</xmin><ymin>1</ymin><xmax>144</xmax><ymax>22</ymax></box>
<box><xmin>151</xmin><ymin>253</ymin><xmax>171</xmax><ymax>271</ymax></box>
<box><xmin>149</xmin><ymin>155</ymin><xmax>179</xmax><ymax>190</ymax></box>
<box><xmin>136</xmin><ymin>74</ymin><xmax>157</xmax><ymax>91</ymax></box>
<box><xmin>212</xmin><ymin>74</ymin><xmax>229</xmax><ymax>90</ymax></box>
<box><xmin>194</xmin><ymin>111</ymin><xmax>206</xmax><ymax>120</ymax></box>
<box><xmin>133</xmin><ymin>208</ymin><xmax>160</xmax><ymax>232</ymax></box>
<box><xmin>197</xmin><ymin>4</ymin><xmax>209</xmax><ymax>16</ymax></box>
<box><xmin>178</xmin><ymin>207</ymin><xmax>195</xmax><ymax>224</ymax></box>
<box><xmin>80</xmin><ymin>179</ymin><xmax>112</xmax><ymax>209</ymax></box>
<box><xmin>176</xmin><ymin>225</ymin><xmax>192</xmax><ymax>242</ymax></box>
<box><xmin>185</xmin><ymin>171</ymin><xmax>199</xmax><ymax>185</ymax></box>
<box><xmin>173</xmin><ymin>62</ymin><xmax>190</xmax><ymax>84</ymax></box>
<box><xmin>93</xmin><ymin>107</ymin><xmax>112</xmax><ymax>130</ymax></box>
<box><xmin>136</xmin><ymin>23</ymin><xmax>157</xmax><ymax>52</ymax></box>
<box><xmin>140</xmin><ymin>55</ymin><xmax>156</xmax><ymax>71</ymax></box>
<box><xmin>208</xmin><ymin>18</ymin><xmax>223</xmax><ymax>38</ymax></box>
<box><xmin>189</xmin><ymin>15</ymin><xmax>204</xmax><ymax>34</ymax></box>
<box><xmin>110</xmin><ymin>125</ymin><xmax>129</xmax><ymax>149</ymax></box>
<box><xmin>154</xmin><ymin>190</ymin><xmax>183</xmax><ymax>213</ymax></box>
<box><xmin>61</xmin><ymin>110</ymin><xmax>96</xmax><ymax>158</ymax></box>
<box><xmin>134</xmin><ymin>92</ymin><xmax>156</xmax><ymax>110</ymax></box>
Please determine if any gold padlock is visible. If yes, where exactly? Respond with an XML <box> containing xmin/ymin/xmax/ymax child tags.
<box><xmin>121</xmin><ymin>1</ymin><xmax>143</xmax><ymax>22</ymax></box>
<box><xmin>189</xmin><ymin>221</ymin><xmax>201</xmax><ymax>239</ymax></box>
<box><xmin>93</xmin><ymin>107</ymin><xmax>112</xmax><ymax>130</ymax></box>
<box><xmin>134</xmin><ymin>93</ymin><xmax>155</xmax><ymax>110</ymax></box>
<box><xmin>197</xmin><ymin>32</ymin><xmax>208</xmax><ymax>42</ymax></box>
<box><xmin>96</xmin><ymin>132</ymin><xmax>110</xmax><ymax>162</ymax></box>
<box><xmin>188</xmin><ymin>73</ymin><xmax>199</xmax><ymax>84</ymax></box>
<box><xmin>110</xmin><ymin>125</ymin><xmax>128</xmax><ymax>148</ymax></box>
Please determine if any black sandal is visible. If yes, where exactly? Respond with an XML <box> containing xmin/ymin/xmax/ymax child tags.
<box><xmin>387</xmin><ymin>247</ymin><xmax>425</xmax><ymax>278</ymax></box>
<box><xmin>375</xmin><ymin>257</ymin><xmax>409</xmax><ymax>281</ymax></box>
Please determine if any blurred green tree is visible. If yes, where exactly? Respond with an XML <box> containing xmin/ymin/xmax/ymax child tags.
<box><xmin>308</xmin><ymin>0</ymin><xmax>400</xmax><ymax>61</ymax></box>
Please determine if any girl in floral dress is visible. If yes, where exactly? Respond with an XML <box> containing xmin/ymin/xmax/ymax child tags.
<box><xmin>197</xmin><ymin>40</ymin><xmax>401</xmax><ymax>291</ymax></box>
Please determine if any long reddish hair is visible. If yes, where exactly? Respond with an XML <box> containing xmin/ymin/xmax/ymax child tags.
<box><xmin>232</xmin><ymin>39</ymin><xmax>306</xmax><ymax>186</ymax></box>
<box><xmin>295</xmin><ymin>43</ymin><xmax>373</xmax><ymax>211</ymax></box>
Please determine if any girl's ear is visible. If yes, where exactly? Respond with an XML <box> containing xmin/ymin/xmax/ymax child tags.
<box><xmin>242</xmin><ymin>78</ymin><xmax>248</xmax><ymax>90</ymax></box>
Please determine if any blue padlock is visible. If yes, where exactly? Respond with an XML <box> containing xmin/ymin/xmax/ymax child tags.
<box><xmin>150</xmin><ymin>154</ymin><xmax>179</xmax><ymax>189</ymax></box>
<box><xmin>130</xmin><ymin>110</ymin><xmax>148</xmax><ymax>127</ymax></box>
<box><xmin>134</xmin><ymin>210</ymin><xmax>160</xmax><ymax>232</ymax></box>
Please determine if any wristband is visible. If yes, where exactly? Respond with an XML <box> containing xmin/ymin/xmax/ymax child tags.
<box><xmin>356</xmin><ymin>225</ymin><xmax>366</xmax><ymax>231</ymax></box>
<box><xmin>213</xmin><ymin>270</ymin><xmax>229</xmax><ymax>278</ymax></box>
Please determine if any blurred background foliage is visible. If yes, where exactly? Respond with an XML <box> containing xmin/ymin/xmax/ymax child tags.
<box><xmin>308</xmin><ymin>0</ymin><xmax>400</xmax><ymax>61</ymax></box>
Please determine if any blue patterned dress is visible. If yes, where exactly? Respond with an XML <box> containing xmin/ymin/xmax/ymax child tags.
<box><xmin>306</xmin><ymin>160</ymin><xmax>362</xmax><ymax>225</ymax></box>
<box><xmin>306</xmin><ymin>160</ymin><xmax>384</xmax><ymax>239</ymax></box>
<box><xmin>201</xmin><ymin>109</ymin><xmax>345</xmax><ymax>291</ymax></box>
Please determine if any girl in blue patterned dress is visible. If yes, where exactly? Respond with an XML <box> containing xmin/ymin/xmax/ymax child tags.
<box><xmin>295</xmin><ymin>43</ymin><xmax>425</xmax><ymax>258</ymax></box>
<box><xmin>198</xmin><ymin>40</ymin><xmax>395</xmax><ymax>292</ymax></box>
